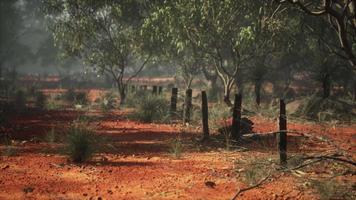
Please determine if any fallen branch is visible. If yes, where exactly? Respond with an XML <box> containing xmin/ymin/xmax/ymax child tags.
<box><xmin>231</xmin><ymin>172</ymin><xmax>271</xmax><ymax>200</ymax></box>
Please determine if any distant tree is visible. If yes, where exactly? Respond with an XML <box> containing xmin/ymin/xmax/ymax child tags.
<box><xmin>0</xmin><ymin>0</ymin><xmax>33</xmax><ymax>77</ymax></box>
<box><xmin>276</xmin><ymin>0</ymin><xmax>356</xmax><ymax>70</ymax></box>
<box><xmin>42</xmin><ymin>0</ymin><xmax>154</xmax><ymax>105</ymax></box>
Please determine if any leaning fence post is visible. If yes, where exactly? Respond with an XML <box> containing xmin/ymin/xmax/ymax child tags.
<box><xmin>158</xmin><ymin>86</ymin><xmax>163</xmax><ymax>95</ymax></box>
<box><xmin>170</xmin><ymin>87</ymin><xmax>178</xmax><ymax>116</ymax></box>
<box><xmin>201</xmin><ymin>91</ymin><xmax>209</xmax><ymax>140</ymax></box>
<box><xmin>152</xmin><ymin>85</ymin><xmax>158</xmax><ymax>95</ymax></box>
<box><xmin>232</xmin><ymin>94</ymin><xmax>242</xmax><ymax>141</ymax></box>
<box><xmin>278</xmin><ymin>99</ymin><xmax>287</xmax><ymax>165</ymax></box>
<box><xmin>184</xmin><ymin>88</ymin><xmax>193</xmax><ymax>124</ymax></box>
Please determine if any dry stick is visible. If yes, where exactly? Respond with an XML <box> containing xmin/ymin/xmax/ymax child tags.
<box><xmin>231</xmin><ymin>172</ymin><xmax>271</xmax><ymax>200</ymax></box>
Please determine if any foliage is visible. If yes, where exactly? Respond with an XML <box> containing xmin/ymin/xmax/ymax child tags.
<box><xmin>129</xmin><ymin>94</ymin><xmax>170</xmax><ymax>123</ymax></box>
<box><xmin>64</xmin><ymin>122</ymin><xmax>98</xmax><ymax>163</ymax></box>
<box><xmin>43</xmin><ymin>0</ymin><xmax>154</xmax><ymax>105</ymax></box>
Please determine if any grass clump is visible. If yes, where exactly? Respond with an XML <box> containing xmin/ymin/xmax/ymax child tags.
<box><xmin>100</xmin><ymin>92</ymin><xmax>117</xmax><ymax>112</ymax></box>
<box><xmin>130</xmin><ymin>94</ymin><xmax>170</xmax><ymax>123</ymax></box>
<box><xmin>2</xmin><ymin>145</ymin><xmax>18</xmax><ymax>156</ymax></box>
<box><xmin>44</xmin><ymin>127</ymin><xmax>59</xmax><ymax>143</ymax></box>
<box><xmin>311</xmin><ymin>179</ymin><xmax>354</xmax><ymax>200</ymax></box>
<box><xmin>64</xmin><ymin>122</ymin><xmax>98</xmax><ymax>163</ymax></box>
<box><xmin>169</xmin><ymin>136</ymin><xmax>183</xmax><ymax>158</ymax></box>
<box><xmin>236</xmin><ymin>157</ymin><xmax>276</xmax><ymax>186</ymax></box>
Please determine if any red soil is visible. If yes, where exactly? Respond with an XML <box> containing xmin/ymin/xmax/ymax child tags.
<box><xmin>0</xmin><ymin>110</ymin><xmax>355</xmax><ymax>200</ymax></box>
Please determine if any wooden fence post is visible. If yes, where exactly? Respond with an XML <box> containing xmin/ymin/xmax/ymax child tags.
<box><xmin>201</xmin><ymin>91</ymin><xmax>209</xmax><ymax>140</ymax></box>
<box><xmin>278</xmin><ymin>99</ymin><xmax>287</xmax><ymax>165</ymax></box>
<box><xmin>152</xmin><ymin>85</ymin><xmax>158</xmax><ymax>95</ymax></box>
<box><xmin>143</xmin><ymin>85</ymin><xmax>147</xmax><ymax>90</ymax></box>
<box><xmin>232</xmin><ymin>94</ymin><xmax>242</xmax><ymax>141</ymax></box>
<box><xmin>184</xmin><ymin>88</ymin><xmax>193</xmax><ymax>124</ymax></box>
<box><xmin>170</xmin><ymin>87</ymin><xmax>178</xmax><ymax>115</ymax></box>
<box><xmin>158</xmin><ymin>86</ymin><xmax>163</xmax><ymax>95</ymax></box>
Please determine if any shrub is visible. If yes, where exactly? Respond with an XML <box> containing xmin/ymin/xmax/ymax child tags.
<box><xmin>64</xmin><ymin>88</ymin><xmax>76</xmax><ymax>102</ymax></box>
<box><xmin>75</xmin><ymin>91</ymin><xmax>88</xmax><ymax>105</ymax></box>
<box><xmin>64</xmin><ymin>123</ymin><xmax>97</xmax><ymax>163</ymax></box>
<box><xmin>130</xmin><ymin>94</ymin><xmax>170</xmax><ymax>123</ymax></box>
<box><xmin>35</xmin><ymin>91</ymin><xmax>47</xmax><ymax>109</ymax></box>
<box><xmin>100</xmin><ymin>92</ymin><xmax>117</xmax><ymax>112</ymax></box>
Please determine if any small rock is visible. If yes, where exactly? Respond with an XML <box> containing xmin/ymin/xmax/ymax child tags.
<box><xmin>23</xmin><ymin>187</ymin><xmax>34</xmax><ymax>193</ymax></box>
<box><xmin>2</xmin><ymin>165</ymin><xmax>9</xmax><ymax>170</ymax></box>
<box><xmin>205</xmin><ymin>181</ymin><xmax>216</xmax><ymax>188</ymax></box>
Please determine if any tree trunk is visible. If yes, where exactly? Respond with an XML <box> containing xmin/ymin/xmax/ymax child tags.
<box><xmin>231</xmin><ymin>94</ymin><xmax>242</xmax><ymax>141</ymax></box>
<box><xmin>184</xmin><ymin>88</ymin><xmax>193</xmax><ymax>124</ymax></box>
<box><xmin>278</xmin><ymin>99</ymin><xmax>287</xmax><ymax>166</ymax></box>
<box><xmin>322</xmin><ymin>73</ymin><xmax>331</xmax><ymax>98</ymax></box>
<box><xmin>170</xmin><ymin>87</ymin><xmax>178</xmax><ymax>116</ymax></box>
<box><xmin>223</xmin><ymin>85</ymin><xmax>233</xmax><ymax>107</ymax></box>
<box><xmin>255</xmin><ymin>81</ymin><xmax>262</xmax><ymax>106</ymax></box>
<box><xmin>201</xmin><ymin>91</ymin><xmax>209</xmax><ymax>140</ymax></box>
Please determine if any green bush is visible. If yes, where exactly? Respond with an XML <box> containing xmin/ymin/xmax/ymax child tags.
<box><xmin>130</xmin><ymin>94</ymin><xmax>170</xmax><ymax>123</ymax></box>
<box><xmin>64</xmin><ymin>123</ymin><xmax>97</xmax><ymax>163</ymax></box>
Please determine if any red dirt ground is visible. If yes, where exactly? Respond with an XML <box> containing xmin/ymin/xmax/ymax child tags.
<box><xmin>0</xmin><ymin>109</ymin><xmax>355</xmax><ymax>200</ymax></box>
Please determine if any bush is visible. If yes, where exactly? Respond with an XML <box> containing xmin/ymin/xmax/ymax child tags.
<box><xmin>64</xmin><ymin>88</ymin><xmax>76</xmax><ymax>102</ymax></box>
<box><xmin>75</xmin><ymin>91</ymin><xmax>88</xmax><ymax>105</ymax></box>
<box><xmin>100</xmin><ymin>92</ymin><xmax>117</xmax><ymax>112</ymax></box>
<box><xmin>295</xmin><ymin>95</ymin><xmax>356</xmax><ymax>121</ymax></box>
<box><xmin>35</xmin><ymin>91</ymin><xmax>47</xmax><ymax>109</ymax></box>
<box><xmin>64</xmin><ymin>122</ymin><xmax>97</xmax><ymax>163</ymax></box>
<box><xmin>130</xmin><ymin>94</ymin><xmax>170</xmax><ymax>123</ymax></box>
<box><xmin>63</xmin><ymin>89</ymin><xmax>88</xmax><ymax>105</ymax></box>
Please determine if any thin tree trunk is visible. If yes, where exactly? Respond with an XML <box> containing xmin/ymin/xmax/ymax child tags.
<box><xmin>255</xmin><ymin>81</ymin><xmax>262</xmax><ymax>106</ymax></box>
<box><xmin>322</xmin><ymin>73</ymin><xmax>331</xmax><ymax>99</ymax></box>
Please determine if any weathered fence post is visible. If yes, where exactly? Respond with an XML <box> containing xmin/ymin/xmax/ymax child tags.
<box><xmin>158</xmin><ymin>86</ymin><xmax>163</xmax><ymax>95</ymax></box>
<box><xmin>232</xmin><ymin>94</ymin><xmax>242</xmax><ymax>141</ymax></box>
<box><xmin>184</xmin><ymin>88</ymin><xmax>193</xmax><ymax>124</ymax></box>
<box><xmin>201</xmin><ymin>91</ymin><xmax>209</xmax><ymax>140</ymax></box>
<box><xmin>143</xmin><ymin>85</ymin><xmax>147</xmax><ymax>90</ymax></box>
<box><xmin>152</xmin><ymin>85</ymin><xmax>158</xmax><ymax>95</ymax></box>
<box><xmin>170</xmin><ymin>87</ymin><xmax>178</xmax><ymax>115</ymax></box>
<box><xmin>278</xmin><ymin>99</ymin><xmax>287</xmax><ymax>165</ymax></box>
